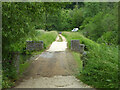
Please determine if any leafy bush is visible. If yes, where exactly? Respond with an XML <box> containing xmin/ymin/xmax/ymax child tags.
<box><xmin>53</xmin><ymin>8</ymin><xmax>84</xmax><ymax>31</ymax></box>
<box><xmin>2</xmin><ymin>76</ymin><xmax>15</xmax><ymax>89</ymax></box>
<box><xmin>97</xmin><ymin>31</ymin><xmax>118</xmax><ymax>45</ymax></box>
<box><xmin>82</xmin><ymin>12</ymin><xmax>105</xmax><ymax>41</ymax></box>
<box><xmin>2</xmin><ymin>2</ymin><xmax>58</xmax><ymax>88</ymax></box>
<box><xmin>80</xmin><ymin>3</ymin><xmax>118</xmax><ymax>45</ymax></box>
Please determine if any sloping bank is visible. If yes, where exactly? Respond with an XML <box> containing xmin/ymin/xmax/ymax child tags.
<box><xmin>62</xmin><ymin>32</ymin><xmax>118</xmax><ymax>88</ymax></box>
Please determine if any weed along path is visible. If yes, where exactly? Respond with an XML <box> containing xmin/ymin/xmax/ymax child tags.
<box><xmin>15</xmin><ymin>34</ymin><xmax>92</xmax><ymax>88</ymax></box>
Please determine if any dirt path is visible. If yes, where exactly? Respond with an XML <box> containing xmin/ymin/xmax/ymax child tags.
<box><xmin>47</xmin><ymin>34</ymin><xmax>67</xmax><ymax>52</ymax></box>
<box><xmin>15</xmin><ymin>34</ymin><xmax>93</xmax><ymax>88</ymax></box>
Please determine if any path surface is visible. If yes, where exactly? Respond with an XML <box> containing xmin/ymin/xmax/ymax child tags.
<box><xmin>47</xmin><ymin>34</ymin><xmax>67</xmax><ymax>52</ymax></box>
<box><xmin>15</xmin><ymin>34</ymin><xmax>92</xmax><ymax>88</ymax></box>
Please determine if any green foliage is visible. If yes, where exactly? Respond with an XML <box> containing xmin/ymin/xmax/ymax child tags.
<box><xmin>57</xmin><ymin>35</ymin><xmax>63</xmax><ymax>42</ymax></box>
<box><xmin>2</xmin><ymin>30</ymin><xmax>57</xmax><ymax>89</ymax></box>
<box><xmin>62</xmin><ymin>32</ymin><xmax>118</xmax><ymax>88</ymax></box>
<box><xmin>82</xmin><ymin>12</ymin><xmax>105</xmax><ymax>41</ymax></box>
<box><xmin>2</xmin><ymin>3</ymin><xmax>38</xmax><ymax>88</ymax></box>
<box><xmin>19</xmin><ymin>61</ymin><xmax>30</xmax><ymax>75</ymax></box>
<box><xmin>80</xmin><ymin>2</ymin><xmax>118</xmax><ymax>45</ymax></box>
<box><xmin>71</xmin><ymin>8</ymin><xmax>83</xmax><ymax>28</ymax></box>
<box><xmin>83</xmin><ymin>2</ymin><xmax>100</xmax><ymax>17</ymax></box>
<box><xmin>28</xmin><ymin>30</ymin><xmax>57</xmax><ymax>48</ymax></box>
<box><xmin>79</xmin><ymin>17</ymin><xmax>92</xmax><ymax>30</ymax></box>
<box><xmin>2</xmin><ymin>67</ymin><xmax>17</xmax><ymax>88</ymax></box>
<box><xmin>83</xmin><ymin>2</ymin><xmax>115</xmax><ymax>18</ymax></box>
<box><xmin>59</xmin><ymin>9</ymin><xmax>73</xmax><ymax>30</ymax></box>
<box><xmin>42</xmin><ymin>6</ymin><xmax>84</xmax><ymax>31</ymax></box>
<box><xmin>2</xmin><ymin>2</ymin><xmax>118</xmax><ymax>89</ymax></box>
<box><xmin>2</xmin><ymin>76</ymin><xmax>15</xmax><ymax>89</ymax></box>
<box><xmin>38</xmin><ymin>2</ymin><xmax>67</xmax><ymax>31</ymax></box>
<box><xmin>2</xmin><ymin>2</ymin><xmax>58</xmax><ymax>88</ymax></box>
<box><xmin>72</xmin><ymin>52</ymin><xmax>83</xmax><ymax>72</ymax></box>
<box><xmin>97</xmin><ymin>31</ymin><xmax>118</xmax><ymax>45</ymax></box>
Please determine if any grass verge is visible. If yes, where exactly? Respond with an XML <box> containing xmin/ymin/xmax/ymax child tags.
<box><xmin>72</xmin><ymin>52</ymin><xmax>83</xmax><ymax>73</ymax></box>
<box><xmin>62</xmin><ymin>31</ymin><xmax>118</xmax><ymax>88</ymax></box>
<box><xmin>28</xmin><ymin>30</ymin><xmax>58</xmax><ymax>49</ymax></box>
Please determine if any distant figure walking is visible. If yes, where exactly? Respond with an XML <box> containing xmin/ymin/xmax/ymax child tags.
<box><xmin>59</xmin><ymin>32</ymin><xmax>62</xmax><ymax>34</ymax></box>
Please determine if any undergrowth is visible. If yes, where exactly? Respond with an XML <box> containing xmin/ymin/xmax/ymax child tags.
<box><xmin>2</xmin><ymin>30</ymin><xmax>58</xmax><ymax>89</ymax></box>
<box><xmin>62</xmin><ymin>32</ymin><xmax>118</xmax><ymax>88</ymax></box>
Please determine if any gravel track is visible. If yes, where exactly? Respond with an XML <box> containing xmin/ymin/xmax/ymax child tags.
<box><xmin>15</xmin><ymin>34</ymin><xmax>93</xmax><ymax>89</ymax></box>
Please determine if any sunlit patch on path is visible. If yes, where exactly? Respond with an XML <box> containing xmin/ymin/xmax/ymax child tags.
<box><xmin>47</xmin><ymin>42</ymin><xmax>67</xmax><ymax>52</ymax></box>
<box><xmin>47</xmin><ymin>34</ymin><xmax>67</xmax><ymax>52</ymax></box>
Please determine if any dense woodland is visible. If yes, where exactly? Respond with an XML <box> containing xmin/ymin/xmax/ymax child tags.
<box><xmin>2</xmin><ymin>2</ymin><xmax>118</xmax><ymax>88</ymax></box>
